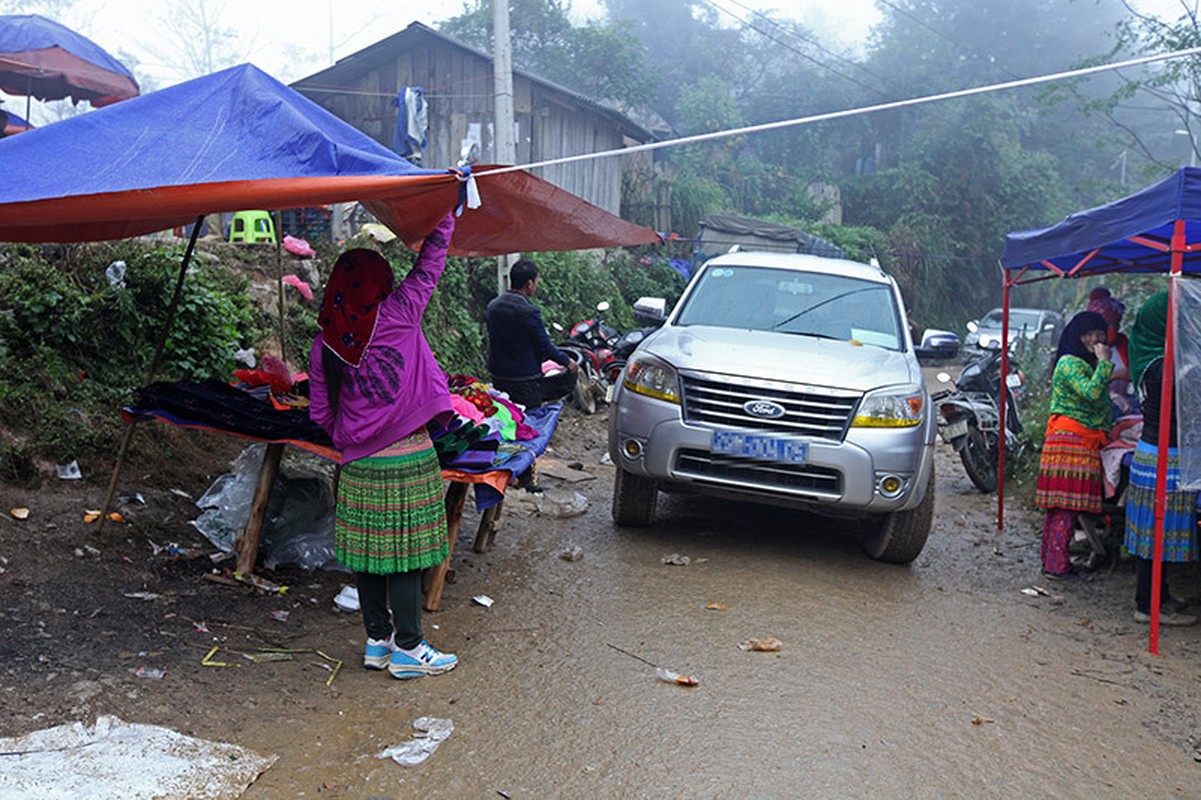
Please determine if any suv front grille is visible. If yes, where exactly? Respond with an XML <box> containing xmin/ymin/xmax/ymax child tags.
<box><xmin>680</xmin><ymin>374</ymin><xmax>859</xmax><ymax>441</ymax></box>
<box><xmin>675</xmin><ymin>449</ymin><xmax>841</xmax><ymax>494</ymax></box>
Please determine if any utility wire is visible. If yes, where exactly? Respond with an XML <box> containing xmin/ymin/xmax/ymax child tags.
<box><xmin>874</xmin><ymin>0</ymin><xmax>1024</xmax><ymax>81</ymax></box>
<box><xmin>716</xmin><ymin>0</ymin><xmax>895</xmax><ymax>91</ymax></box>
<box><xmin>699</xmin><ymin>0</ymin><xmax>890</xmax><ymax>97</ymax></box>
<box><xmin>474</xmin><ymin>46</ymin><xmax>1201</xmax><ymax>178</ymax></box>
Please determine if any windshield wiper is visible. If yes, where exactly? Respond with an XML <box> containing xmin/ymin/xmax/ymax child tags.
<box><xmin>772</xmin><ymin>286</ymin><xmax>880</xmax><ymax>331</ymax></box>
<box><xmin>781</xmin><ymin>330</ymin><xmax>843</xmax><ymax>340</ymax></box>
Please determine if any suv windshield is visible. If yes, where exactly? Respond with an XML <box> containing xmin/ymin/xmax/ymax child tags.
<box><xmin>675</xmin><ymin>265</ymin><xmax>903</xmax><ymax>349</ymax></box>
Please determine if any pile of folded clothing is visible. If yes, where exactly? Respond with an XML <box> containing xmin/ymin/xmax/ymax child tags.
<box><xmin>429</xmin><ymin>375</ymin><xmax>540</xmax><ymax>470</ymax></box>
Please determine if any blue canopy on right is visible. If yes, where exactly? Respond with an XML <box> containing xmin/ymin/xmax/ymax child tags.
<box><xmin>1003</xmin><ymin>166</ymin><xmax>1201</xmax><ymax>276</ymax></box>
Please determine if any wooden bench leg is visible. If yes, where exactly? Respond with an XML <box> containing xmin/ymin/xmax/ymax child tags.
<box><xmin>474</xmin><ymin>499</ymin><xmax>504</xmax><ymax>553</ymax></box>
<box><xmin>235</xmin><ymin>442</ymin><xmax>285</xmax><ymax>575</ymax></box>
<box><xmin>424</xmin><ymin>481</ymin><xmax>468</xmax><ymax>612</ymax></box>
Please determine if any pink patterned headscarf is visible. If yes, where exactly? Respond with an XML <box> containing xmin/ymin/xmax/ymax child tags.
<box><xmin>1087</xmin><ymin>288</ymin><xmax>1124</xmax><ymax>326</ymax></box>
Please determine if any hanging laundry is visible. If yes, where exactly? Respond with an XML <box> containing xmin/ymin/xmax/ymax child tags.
<box><xmin>392</xmin><ymin>86</ymin><xmax>428</xmax><ymax>159</ymax></box>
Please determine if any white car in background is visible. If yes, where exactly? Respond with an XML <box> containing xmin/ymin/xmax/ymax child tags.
<box><xmin>965</xmin><ymin>307</ymin><xmax>1062</xmax><ymax>351</ymax></box>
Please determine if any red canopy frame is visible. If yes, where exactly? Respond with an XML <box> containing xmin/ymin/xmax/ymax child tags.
<box><xmin>1000</xmin><ymin>217</ymin><xmax>1198</xmax><ymax>655</ymax></box>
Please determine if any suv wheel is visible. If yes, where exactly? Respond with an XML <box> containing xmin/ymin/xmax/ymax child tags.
<box><xmin>860</xmin><ymin>464</ymin><xmax>934</xmax><ymax>564</ymax></box>
<box><xmin>612</xmin><ymin>466</ymin><xmax>657</xmax><ymax>526</ymax></box>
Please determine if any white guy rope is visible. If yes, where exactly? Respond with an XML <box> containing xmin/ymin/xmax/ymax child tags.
<box><xmin>474</xmin><ymin>47</ymin><xmax>1201</xmax><ymax>178</ymax></box>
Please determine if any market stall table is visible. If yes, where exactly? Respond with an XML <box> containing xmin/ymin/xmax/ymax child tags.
<box><xmin>121</xmin><ymin>379</ymin><xmax>559</xmax><ymax>611</ymax></box>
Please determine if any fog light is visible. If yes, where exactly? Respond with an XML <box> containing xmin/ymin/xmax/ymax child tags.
<box><xmin>877</xmin><ymin>474</ymin><xmax>905</xmax><ymax>498</ymax></box>
<box><xmin>622</xmin><ymin>438</ymin><xmax>644</xmax><ymax>459</ymax></box>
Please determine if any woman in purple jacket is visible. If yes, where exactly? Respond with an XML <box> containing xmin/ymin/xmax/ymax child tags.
<box><xmin>308</xmin><ymin>213</ymin><xmax>458</xmax><ymax>679</ymax></box>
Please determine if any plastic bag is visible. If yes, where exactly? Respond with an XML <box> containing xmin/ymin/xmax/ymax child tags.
<box><xmin>191</xmin><ymin>445</ymin><xmax>339</xmax><ymax>570</ymax></box>
<box><xmin>378</xmin><ymin>718</ymin><xmax>454</xmax><ymax>767</ymax></box>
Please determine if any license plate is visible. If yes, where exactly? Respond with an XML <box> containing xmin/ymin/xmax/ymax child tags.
<box><xmin>1006</xmin><ymin>372</ymin><xmax>1022</xmax><ymax>388</ymax></box>
<box><xmin>711</xmin><ymin>431</ymin><xmax>809</xmax><ymax>464</ymax></box>
<box><xmin>942</xmin><ymin>419</ymin><xmax>969</xmax><ymax>441</ymax></box>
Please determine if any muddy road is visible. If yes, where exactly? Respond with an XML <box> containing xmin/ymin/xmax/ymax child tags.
<box><xmin>247</xmin><ymin>410</ymin><xmax>1200</xmax><ymax>798</ymax></box>
<box><xmin>3</xmin><ymin>393</ymin><xmax>1200</xmax><ymax>798</ymax></box>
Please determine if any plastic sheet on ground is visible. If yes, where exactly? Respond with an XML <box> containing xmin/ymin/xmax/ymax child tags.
<box><xmin>502</xmin><ymin>488</ymin><xmax>588</xmax><ymax>518</ymax></box>
<box><xmin>0</xmin><ymin>715</ymin><xmax>277</xmax><ymax>799</ymax></box>
<box><xmin>190</xmin><ymin>444</ymin><xmax>340</xmax><ymax>570</ymax></box>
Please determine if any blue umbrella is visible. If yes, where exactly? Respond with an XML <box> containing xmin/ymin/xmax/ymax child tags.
<box><xmin>0</xmin><ymin>13</ymin><xmax>138</xmax><ymax>127</ymax></box>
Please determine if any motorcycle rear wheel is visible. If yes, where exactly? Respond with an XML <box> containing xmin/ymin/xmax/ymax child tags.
<box><xmin>960</xmin><ymin>425</ymin><xmax>999</xmax><ymax>493</ymax></box>
<box><xmin>572</xmin><ymin>368</ymin><xmax>597</xmax><ymax>414</ymax></box>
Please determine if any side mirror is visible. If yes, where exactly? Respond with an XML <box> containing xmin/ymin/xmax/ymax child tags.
<box><xmin>596</xmin><ymin>300</ymin><xmax>611</xmax><ymax>313</ymax></box>
<box><xmin>552</xmin><ymin>321</ymin><xmax>564</xmax><ymax>332</ymax></box>
<box><xmin>1043</xmin><ymin>322</ymin><xmax>1055</xmax><ymax>331</ymax></box>
<box><xmin>966</xmin><ymin>320</ymin><xmax>979</xmax><ymax>333</ymax></box>
<box><xmin>633</xmin><ymin>296</ymin><xmax>667</xmax><ymax>327</ymax></box>
<box><xmin>936</xmin><ymin>371</ymin><xmax>952</xmax><ymax>384</ymax></box>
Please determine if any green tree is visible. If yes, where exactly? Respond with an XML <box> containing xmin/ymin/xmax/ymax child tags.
<box><xmin>439</xmin><ymin>0</ymin><xmax>653</xmax><ymax>109</ymax></box>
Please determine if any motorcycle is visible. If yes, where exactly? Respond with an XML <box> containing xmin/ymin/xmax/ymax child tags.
<box><xmin>931</xmin><ymin>335</ymin><xmax>1027</xmax><ymax>493</ymax></box>
<box><xmin>547</xmin><ymin>301</ymin><xmax>620</xmax><ymax>414</ymax></box>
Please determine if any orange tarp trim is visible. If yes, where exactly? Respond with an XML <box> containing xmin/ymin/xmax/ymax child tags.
<box><xmin>0</xmin><ymin>168</ymin><xmax>661</xmax><ymax>256</ymax></box>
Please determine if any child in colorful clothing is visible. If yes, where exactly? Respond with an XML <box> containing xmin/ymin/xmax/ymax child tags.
<box><xmin>1035</xmin><ymin>311</ymin><xmax>1127</xmax><ymax>579</ymax></box>
<box><xmin>1123</xmin><ymin>291</ymin><xmax>1197</xmax><ymax>626</ymax></box>
<box><xmin>308</xmin><ymin>213</ymin><xmax>460</xmax><ymax>678</ymax></box>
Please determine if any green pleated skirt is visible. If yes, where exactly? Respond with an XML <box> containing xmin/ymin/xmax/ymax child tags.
<box><xmin>335</xmin><ymin>429</ymin><xmax>448</xmax><ymax>574</ymax></box>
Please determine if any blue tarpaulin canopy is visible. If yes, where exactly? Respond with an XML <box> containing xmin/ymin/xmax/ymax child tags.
<box><xmin>0</xmin><ymin>63</ymin><xmax>659</xmax><ymax>255</ymax></box>
<box><xmin>1003</xmin><ymin>166</ymin><xmax>1201</xmax><ymax>276</ymax></box>
<box><xmin>1002</xmin><ymin>166</ymin><xmax>1201</xmax><ymax>655</ymax></box>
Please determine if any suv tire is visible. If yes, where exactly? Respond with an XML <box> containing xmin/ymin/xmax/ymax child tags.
<box><xmin>860</xmin><ymin>464</ymin><xmax>934</xmax><ymax>564</ymax></box>
<box><xmin>612</xmin><ymin>466</ymin><xmax>657</xmax><ymax>526</ymax></box>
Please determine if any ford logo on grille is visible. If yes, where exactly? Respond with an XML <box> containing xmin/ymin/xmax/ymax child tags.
<box><xmin>743</xmin><ymin>399</ymin><xmax>786</xmax><ymax>419</ymax></box>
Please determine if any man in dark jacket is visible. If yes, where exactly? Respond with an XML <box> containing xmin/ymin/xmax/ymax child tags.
<box><xmin>485</xmin><ymin>259</ymin><xmax>578</xmax><ymax>409</ymax></box>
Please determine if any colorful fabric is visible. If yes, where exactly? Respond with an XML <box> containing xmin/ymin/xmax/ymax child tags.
<box><xmin>1123</xmin><ymin>439</ymin><xmax>1199</xmax><ymax>562</ymax></box>
<box><xmin>1036</xmin><ymin>427</ymin><xmax>1104</xmax><ymax>513</ymax></box>
<box><xmin>1049</xmin><ymin>356</ymin><xmax>1114</xmax><ymax>431</ymax></box>
<box><xmin>1041</xmin><ymin>508</ymin><xmax>1076</xmax><ymax>574</ymax></box>
<box><xmin>1129</xmin><ymin>290</ymin><xmax>1168</xmax><ymax>389</ymax></box>
<box><xmin>319</xmin><ymin>249</ymin><xmax>395</xmax><ymax>367</ymax></box>
<box><xmin>334</xmin><ymin>429</ymin><xmax>449</xmax><ymax>574</ymax></box>
<box><xmin>450</xmin><ymin>394</ymin><xmax>485</xmax><ymax>423</ymax></box>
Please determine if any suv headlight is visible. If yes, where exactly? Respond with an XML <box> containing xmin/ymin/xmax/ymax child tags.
<box><xmin>622</xmin><ymin>355</ymin><xmax>681</xmax><ymax>404</ymax></box>
<box><xmin>852</xmin><ymin>385</ymin><xmax>925</xmax><ymax>428</ymax></box>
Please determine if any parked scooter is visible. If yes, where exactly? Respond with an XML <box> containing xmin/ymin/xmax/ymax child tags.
<box><xmin>931</xmin><ymin>335</ymin><xmax>1027</xmax><ymax>493</ymax></box>
<box><xmin>547</xmin><ymin>301</ymin><xmax>619</xmax><ymax>414</ymax></box>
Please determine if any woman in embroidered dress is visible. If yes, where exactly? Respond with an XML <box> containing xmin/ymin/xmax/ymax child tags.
<box><xmin>1122</xmin><ymin>291</ymin><xmax>1198</xmax><ymax>626</ymax></box>
<box><xmin>1035</xmin><ymin>310</ymin><xmax>1127</xmax><ymax>579</ymax></box>
<box><xmin>308</xmin><ymin>213</ymin><xmax>459</xmax><ymax>679</ymax></box>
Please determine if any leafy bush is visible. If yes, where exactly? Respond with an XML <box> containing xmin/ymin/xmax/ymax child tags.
<box><xmin>0</xmin><ymin>241</ymin><xmax>262</xmax><ymax>464</ymax></box>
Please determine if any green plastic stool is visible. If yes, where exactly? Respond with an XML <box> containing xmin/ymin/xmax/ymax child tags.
<box><xmin>229</xmin><ymin>210</ymin><xmax>276</xmax><ymax>244</ymax></box>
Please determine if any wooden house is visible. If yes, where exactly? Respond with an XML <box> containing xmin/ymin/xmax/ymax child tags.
<box><xmin>291</xmin><ymin>22</ymin><xmax>655</xmax><ymax>218</ymax></box>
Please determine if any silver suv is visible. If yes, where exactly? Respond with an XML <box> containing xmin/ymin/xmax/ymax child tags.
<box><xmin>608</xmin><ymin>252</ymin><xmax>936</xmax><ymax>563</ymax></box>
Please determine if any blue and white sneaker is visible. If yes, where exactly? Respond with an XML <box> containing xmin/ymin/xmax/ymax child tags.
<box><xmin>388</xmin><ymin>640</ymin><xmax>458</xmax><ymax>679</ymax></box>
<box><xmin>364</xmin><ymin>635</ymin><xmax>398</xmax><ymax>670</ymax></box>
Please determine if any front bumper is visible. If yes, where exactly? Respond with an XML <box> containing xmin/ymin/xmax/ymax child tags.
<box><xmin>609</xmin><ymin>384</ymin><xmax>935</xmax><ymax>515</ymax></box>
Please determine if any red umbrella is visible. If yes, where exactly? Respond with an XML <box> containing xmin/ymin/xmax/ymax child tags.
<box><xmin>0</xmin><ymin>13</ymin><xmax>139</xmax><ymax>123</ymax></box>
